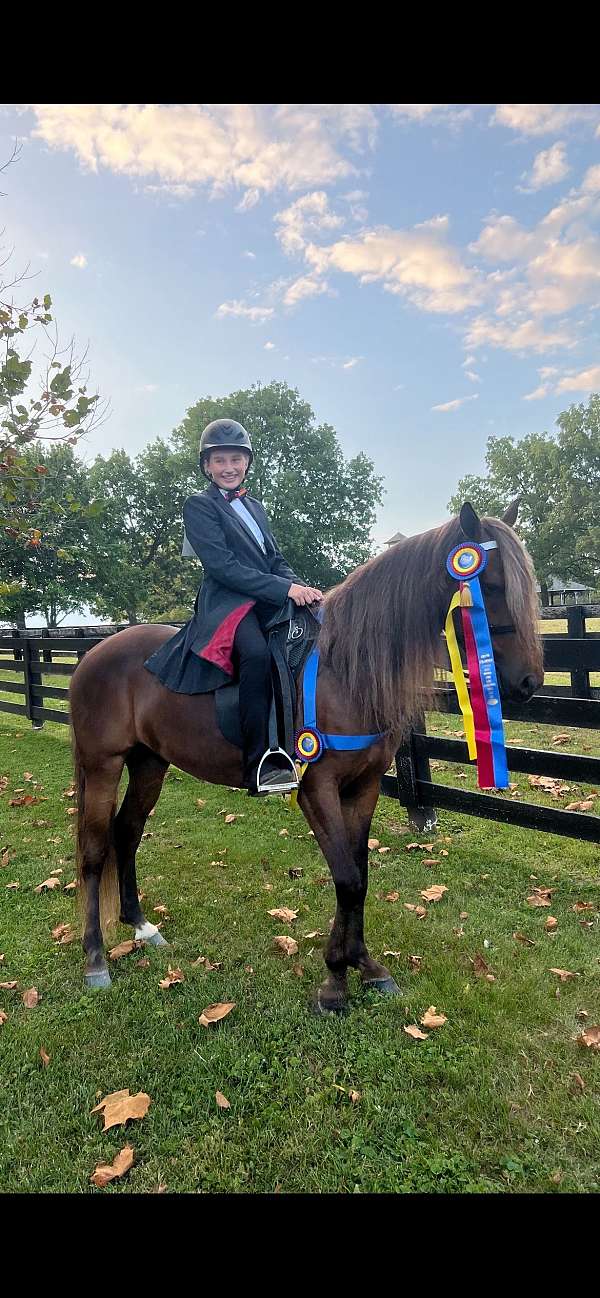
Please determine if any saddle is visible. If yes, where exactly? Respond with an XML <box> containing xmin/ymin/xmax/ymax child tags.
<box><xmin>215</xmin><ymin>599</ymin><xmax>321</xmax><ymax>759</ymax></box>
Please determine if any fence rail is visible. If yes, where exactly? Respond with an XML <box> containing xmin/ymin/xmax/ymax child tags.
<box><xmin>1</xmin><ymin>610</ymin><xmax>599</xmax><ymax>843</ymax></box>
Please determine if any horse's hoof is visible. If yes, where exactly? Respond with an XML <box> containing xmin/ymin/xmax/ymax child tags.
<box><xmin>143</xmin><ymin>930</ymin><xmax>169</xmax><ymax>947</ymax></box>
<box><xmin>311</xmin><ymin>991</ymin><xmax>349</xmax><ymax>1017</ymax></box>
<box><xmin>85</xmin><ymin>969</ymin><xmax>112</xmax><ymax>990</ymax></box>
<box><xmin>362</xmin><ymin>976</ymin><xmax>401</xmax><ymax>996</ymax></box>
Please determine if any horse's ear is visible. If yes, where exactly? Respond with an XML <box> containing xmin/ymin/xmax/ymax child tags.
<box><xmin>460</xmin><ymin>501</ymin><xmax>482</xmax><ymax>541</ymax></box>
<box><xmin>502</xmin><ymin>497</ymin><xmax>520</xmax><ymax>528</ymax></box>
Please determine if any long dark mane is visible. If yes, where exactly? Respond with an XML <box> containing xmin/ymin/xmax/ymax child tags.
<box><xmin>319</xmin><ymin>514</ymin><xmax>541</xmax><ymax>737</ymax></box>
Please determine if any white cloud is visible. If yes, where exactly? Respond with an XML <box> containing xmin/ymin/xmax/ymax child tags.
<box><xmin>274</xmin><ymin>191</ymin><xmax>344</xmax><ymax>256</ymax></box>
<box><xmin>432</xmin><ymin>394</ymin><xmax>479</xmax><ymax>412</ymax></box>
<box><xmin>282</xmin><ymin>274</ymin><xmax>329</xmax><ymax>307</ymax></box>
<box><xmin>492</xmin><ymin>104</ymin><xmax>598</xmax><ymax>135</ymax></box>
<box><xmin>215</xmin><ymin>299</ymin><xmax>274</xmax><ymax>322</ymax></box>
<box><xmin>242</xmin><ymin>250</ymin><xmax>256</xmax><ymax>259</ymax></box>
<box><xmin>138</xmin><ymin>383</ymin><xmax>159</xmax><ymax>393</ymax></box>
<box><xmin>70</xmin><ymin>252</ymin><xmax>87</xmax><ymax>269</ymax></box>
<box><xmin>264</xmin><ymin>341</ymin><xmax>276</xmax><ymax>349</ymax></box>
<box><xmin>470</xmin><ymin>215</ymin><xmax>535</xmax><ymax>262</ymax></box>
<box><xmin>305</xmin><ymin>221</ymin><xmax>481</xmax><ymax>314</ymax></box>
<box><xmin>582</xmin><ymin>163</ymin><xmax>600</xmax><ymax>193</ymax></box>
<box><xmin>236</xmin><ymin>188</ymin><xmax>260</xmax><ymax>211</ymax></box>
<box><xmin>27</xmin><ymin>103</ymin><xmax>376</xmax><ymax>203</ymax></box>
<box><xmin>522</xmin><ymin>141</ymin><xmax>569</xmax><ymax>191</ymax></box>
<box><xmin>342</xmin><ymin>356</ymin><xmax>363</xmax><ymax>369</ymax></box>
<box><xmin>556</xmin><ymin>364</ymin><xmax>600</xmax><ymax>393</ymax></box>
<box><xmin>465</xmin><ymin>316</ymin><xmax>573</xmax><ymax>353</ymax></box>
<box><xmin>464</xmin><ymin>369</ymin><xmax>481</xmax><ymax>383</ymax></box>
<box><xmin>388</xmin><ymin>104</ymin><xmax>473</xmax><ymax>127</ymax></box>
<box><xmin>462</xmin><ymin>354</ymin><xmax>476</xmax><ymax>367</ymax></box>
<box><xmin>523</xmin><ymin>384</ymin><xmax>549</xmax><ymax>400</ymax></box>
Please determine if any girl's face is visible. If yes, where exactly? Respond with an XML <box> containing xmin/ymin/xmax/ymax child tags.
<box><xmin>206</xmin><ymin>449</ymin><xmax>250</xmax><ymax>490</ymax></box>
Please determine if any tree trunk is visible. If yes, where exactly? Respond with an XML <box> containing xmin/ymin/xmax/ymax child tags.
<box><xmin>127</xmin><ymin>609</ymin><xmax>139</xmax><ymax>625</ymax></box>
<box><xmin>540</xmin><ymin>581</ymin><xmax>549</xmax><ymax>607</ymax></box>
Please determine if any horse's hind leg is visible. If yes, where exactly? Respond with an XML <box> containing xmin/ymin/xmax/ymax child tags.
<box><xmin>114</xmin><ymin>746</ymin><xmax>169</xmax><ymax>946</ymax></box>
<box><xmin>79</xmin><ymin>756</ymin><xmax>125</xmax><ymax>989</ymax></box>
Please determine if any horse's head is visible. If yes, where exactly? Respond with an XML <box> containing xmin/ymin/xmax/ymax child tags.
<box><xmin>455</xmin><ymin>499</ymin><xmax>544</xmax><ymax>703</ymax></box>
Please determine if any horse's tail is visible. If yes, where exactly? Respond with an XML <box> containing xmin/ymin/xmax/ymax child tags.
<box><xmin>71</xmin><ymin>725</ymin><xmax>120</xmax><ymax>937</ymax></box>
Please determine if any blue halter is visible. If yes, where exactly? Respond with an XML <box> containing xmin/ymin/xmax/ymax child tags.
<box><xmin>295</xmin><ymin>642</ymin><xmax>385</xmax><ymax>764</ymax></box>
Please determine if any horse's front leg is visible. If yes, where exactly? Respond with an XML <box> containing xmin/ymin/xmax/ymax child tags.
<box><xmin>299</xmin><ymin>771</ymin><xmax>370</xmax><ymax>1014</ymax></box>
<box><xmin>340</xmin><ymin>775</ymin><xmax>401</xmax><ymax>996</ymax></box>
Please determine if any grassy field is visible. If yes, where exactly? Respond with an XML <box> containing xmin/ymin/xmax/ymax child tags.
<box><xmin>1</xmin><ymin>704</ymin><xmax>599</xmax><ymax>1194</ymax></box>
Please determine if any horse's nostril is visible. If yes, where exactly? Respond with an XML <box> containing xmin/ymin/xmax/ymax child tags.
<box><xmin>521</xmin><ymin>674</ymin><xmax>538</xmax><ymax>698</ymax></box>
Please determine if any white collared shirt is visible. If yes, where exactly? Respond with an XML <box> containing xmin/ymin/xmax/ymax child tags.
<box><xmin>221</xmin><ymin>490</ymin><xmax>266</xmax><ymax>553</ymax></box>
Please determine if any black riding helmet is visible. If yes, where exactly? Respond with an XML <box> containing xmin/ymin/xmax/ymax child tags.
<box><xmin>199</xmin><ymin>418</ymin><xmax>254</xmax><ymax>480</ymax></box>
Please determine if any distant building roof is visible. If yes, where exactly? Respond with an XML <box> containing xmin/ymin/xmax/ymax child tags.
<box><xmin>385</xmin><ymin>531</ymin><xmax>407</xmax><ymax>546</ymax></box>
<box><xmin>537</xmin><ymin>576</ymin><xmax>593</xmax><ymax>593</ymax></box>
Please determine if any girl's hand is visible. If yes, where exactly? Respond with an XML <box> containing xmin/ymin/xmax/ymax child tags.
<box><xmin>289</xmin><ymin>583</ymin><xmax>323</xmax><ymax>606</ymax></box>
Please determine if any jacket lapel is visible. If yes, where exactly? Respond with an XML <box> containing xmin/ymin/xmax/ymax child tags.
<box><xmin>211</xmin><ymin>484</ymin><xmax>267</xmax><ymax>557</ymax></box>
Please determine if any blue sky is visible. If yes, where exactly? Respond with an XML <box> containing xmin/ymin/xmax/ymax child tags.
<box><xmin>2</xmin><ymin>103</ymin><xmax>600</xmax><ymax>567</ymax></box>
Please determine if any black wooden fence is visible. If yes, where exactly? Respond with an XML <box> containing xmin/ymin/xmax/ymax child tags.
<box><xmin>1</xmin><ymin>609</ymin><xmax>600</xmax><ymax>843</ymax></box>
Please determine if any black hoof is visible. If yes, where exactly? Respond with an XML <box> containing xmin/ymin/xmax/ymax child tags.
<box><xmin>362</xmin><ymin>976</ymin><xmax>401</xmax><ymax>996</ymax></box>
<box><xmin>311</xmin><ymin>991</ymin><xmax>349</xmax><ymax>1016</ymax></box>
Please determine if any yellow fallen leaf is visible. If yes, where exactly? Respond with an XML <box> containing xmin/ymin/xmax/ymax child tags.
<box><xmin>215</xmin><ymin>1091</ymin><xmax>231</xmax><ymax>1109</ymax></box>
<box><xmin>199</xmin><ymin>1001</ymin><xmax>236</xmax><ymax>1027</ymax></box>
<box><xmin>404</xmin><ymin>1024</ymin><xmax>428</xmax><ymax>1040</ymax></box>
<box><xmin>267</xmin><ymin>907</ymin><xmax>298</xmax><ymax>923</ymax></box>
<box><xmin>40</xmin><ymin>1046</ymin><xmax>50</xmax><ymax>1067</ymax></box>
<box><xmin>420</xmin><ymin>1006</ymin><xmax>447</xmax><ymax>1029</ymax></box>
<box><xmin>576</xmin><ymin>1026</ymin><xmax>600</xmax><ymax>1050</ymax></box>
<box><xmin>90</xmin><ymin>1144</ymin><xmax>135</xmax><ymax>1188</ymax></box>
<box><xmin>273</xmin><ymin>935</ymin><xmax>299</xmax><ymax>957</ymax></box>
<box><xmin>158</xmin><ymin>966</ymin><xmax>184</xmax><ymax>989</ymax></box>
<box><xmin>420</xmin><ymin>885</ymin><xmax>448</xmax><ymax>903</ymax></box>
<box><xmin>109</xmin><ymin>940</ymin><xmax>139</xmax><ymax>960</ymax></box>
<box><xmin>34</xmin><ymin>877</ymin><xmax>61</xmax><ymax>893</ymax></box>
<box><xmin>91</xmin><ymin>1090</ymin><xmax>151</xmax><ymax>1131</ymax></box>
<box><xmin>22</xmin><ymin>987</ymin><xmax>39</xmax><ymax>1008</ymax></box>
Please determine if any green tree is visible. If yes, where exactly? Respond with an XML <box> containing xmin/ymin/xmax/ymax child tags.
<box><xmin>0</xmin><ymin>442</ymin><xmax>101</xmax><ymax>625</ymax></box>
<box><xmin>86</xmin><ymin>441</ymin><xmax>197</xmax><ymax>624</ymax></box>
<box><xmin>448</xmin><ymin>396</ymin><xmax>600</xmax><ymax>604</ymax></box>
<box><xmin>171</xmin><ymin>381</ymin><xmax>384</xmax><ymax>588</ymax></box>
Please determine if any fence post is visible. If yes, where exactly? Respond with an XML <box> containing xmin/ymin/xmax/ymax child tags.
<box><xmin>42</xmin><ymin>627</ymin><xmax>53</xmax><ymax>664</ymax></box>
<box><xmin>567</xmin><ymin>605</ymin><xmax>591</xmax><ymax>699</ymax></box>
<box><xmin>23</xmin><ymin>641</ymin><xmax>44</xmax><ymax>729</ymax></box>
<box><xmin>394</xmin><ymin>713</ymin><xmax>438</xmax><ymax>833</ymax></box>
<box><xmin>13</xmin><ymin>626</ymin><xmax>23</xmax><ymax>662</ymax></box>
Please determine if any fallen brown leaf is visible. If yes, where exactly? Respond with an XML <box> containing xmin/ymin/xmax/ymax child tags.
<box><xmin>278</xmin><ymin>828</ymin><xmax>289</xmax><ymax>837</ymax></box>
<box><xmin>544</xmin><ymin>917</ymin><xmax>558</xmax><ymax>932</ymax></box>
<box><xmin>1</xmin><ymin>849</ymin><xmax>10</xmax><ymax>867</ymax></box>
<box><xmin>460</xmin><ymin>911</ymin><xmax>469</xmax><ymax>920</ymax></box>
<box><xmin>367</xmin><ymin>838</ymin><xmax>380</xmax><ymax>850</ymax></box>
<box><xmin>404</xmin><ymin>1024</ymin><xmax>428</xmax><ymax>1040</ymax></box>
<box><xmin>378</xmin><ymin>846</ymin><xmax>391</xmax><ymax>855</ymax></box>
<box><xmin>552</xmin><ymin>734</ymin><xmax>571</xmax><ymax>745</ymax></box>
<box><xmin>573</xmin><ymin>901</ymin><xmax>595</xmax><ymax>912</ymax></box>
<box><xmin>571</xmin><ymin>1072</ymin><xmax>586</xmax><ymax>1091</ymax></box>
<box><xmin>22</xmin><ymin>987</ymin><xmax>39</xmax><ymax>1008</ymax></box>
<box><xmin>472</xmin><ymin>953</ymin><xmax>494</xmax><ymax>980</ymax></box>
<box><xmin>404</xmin><ymin>903</ymin><xmax>428</xmax><ymax>918</ymax></box>
<box><xmin>91</xmin><ymin>1090</ymin><xmax>151</xmax><ymax>1131</ymax></box>
<box><xmin>550</xmin><ymin>968</ymin><xmax>579</xmax><ymax>982</ymax></box>
<box><xmin>576</xmin><ymin>1026</ymin><xmax>600</xmax><ymax>1050</ymax></box>
<box><xmin>303</xmin><ymin>930</ymin><xmax>326</xmax><ymax>939</ymax></box>
<box><xmin>5</xmin><ymin>882</ymin><xmax>20</xmax><ymax>890</ymax></box>
<box><xmin>52</xmin><ymin>922</ymin><xmax>75</xmax><ymax>945</ymax></box>
<box><xmin>267</xmin><ymin>907</ymin><xmax>298</xmax><ymax>923</ymax></box>
<box><xmin>273</xmin><ymin>935</ymin><xmax>299</xmax><ymax>957</ymax></box>
<box><xmin>420</xmin><ymin>885</ymin><xmax>448</xmax><ymax>903</ymax></box>
<box><xmin>349</xmin><ymin>1090</ymin><xmax>361</xmax><ymax>1103</ymax></box>
<box><xmin>9</xmin><ymin>795</ymin><xmax>40</xmax><ymax>807</ymax></box>
<box><xmin>422</xmin><ymin>858</ymin><xmax>440</xmax><ymax>866</ymax></box>
<box><xmin>136</xmin><ymin>958</ymin><xmax>150</xmax><ymax>969</ymax></box>
<box><xmin>420</xmin><ymin>1006</ymin><xmax>447</xmax><ymax>1029</ymax></box>
<box><xmin>514</xmin><ymin>932</ymin><xmax>536</xmax><ymax>946</ymax></box>
<box><xmin>40</xmin><ymin>1047</ymin><xmax>50</xmax><ymax>1067</ymax></box>
<box><xmin>158</xmin><ymin>966</ymin><xmax>184</xmax><ymax>989</ymax></box>
<box><xmin>199</xmin><ymin>1001</ymin><xmax>236</xmax><ymax>1027</ymax></box>
<box><xmin>385</xmin><ymin>891</ymin><xmax>400</xmax><ymax>903</ymax></box>
<box><xmin>34</xmin><ymin>877</ymin><xmax>61</xmax><ymax>893</ymax></box>
<box><xmin>109</xmin><ymin>940</ymin><xmax>140</xmax><ymax>960</ymax></box>
<box><xmin>196</xmin><ymin>798</ymin><xmax>206</xmax><ymax>808</ymax></box>
<box><xmin>153</xmin><ymin>904</ymin><xmax>169</xmax><ymax>916</ymax></box>
<box><xmin>90</xmin><ymin>1144</ymin><xmax>135</xmax><ymax>1188</ymax></box>
<box><xmin>0</xmin><ymin>980</ymin><xmax>17</xmax><ymax>990</ymax></box>
<box><xmin>527</xmin><ymin>887</ymin><xmax>554</xmax><ymax>907</ymax></box>
<box><xmin>0</xmin><ymin>1010</ymin><xmax>8</xmax><ymax>1026</ymax></box>
<box><xmin>406</xmin><ymin>843</ymin><xmax>434</xmax><ymax>852</ymax></box>
<box><xmin>215</xmin><ymin>1090</ymin><xmax>231</xmax><ymax>1110</ymax></box>
<box><xmin>63</xmin><ymin>880</ymin><xmax>77</xmax><ymax>891</ymax></box>
<box><xmin>224</xmin><ymin>814</ymin><xmax>238</xmax><ymax>824</ymax></box>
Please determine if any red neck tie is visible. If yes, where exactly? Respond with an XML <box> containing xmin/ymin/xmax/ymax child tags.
<box><xmin>224</xmin><ymin>486</ymin><xmax>247</xmax><ymax>502</ymax></box>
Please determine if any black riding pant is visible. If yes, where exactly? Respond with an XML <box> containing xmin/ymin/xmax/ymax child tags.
<box><xmin>232</xmin><ymin>610</ymin><xmax>271</xmax><ymax>775</ymax></box>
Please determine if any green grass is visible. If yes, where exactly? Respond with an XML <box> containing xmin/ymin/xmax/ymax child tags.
<box><xmin>1</xmin><ymin>709</ymin><xmax>600</xmax><ymax>1194</ymax></box>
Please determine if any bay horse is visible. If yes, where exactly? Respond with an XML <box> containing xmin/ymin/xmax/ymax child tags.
<box><xmin>69</xmin><ymin>501</ymin><xmax>543</xmax><ymax>1013</ymax></box>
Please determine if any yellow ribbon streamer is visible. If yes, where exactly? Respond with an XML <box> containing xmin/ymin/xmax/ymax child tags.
<box><xmin>444</xmin><ymin>589</ymin><xmax>477</xmax><ymax>760</ymax></box>
<box><xmin>288</xmin><ymin>760</ymin><xmax>308</xmax><ymax>810</ymax></box>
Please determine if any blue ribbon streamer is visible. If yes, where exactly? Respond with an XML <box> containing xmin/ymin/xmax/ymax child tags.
<box><xmin>468</xmin><ymin>576</ymin><xmax>509</xmax><ymax>788</ymax></box>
